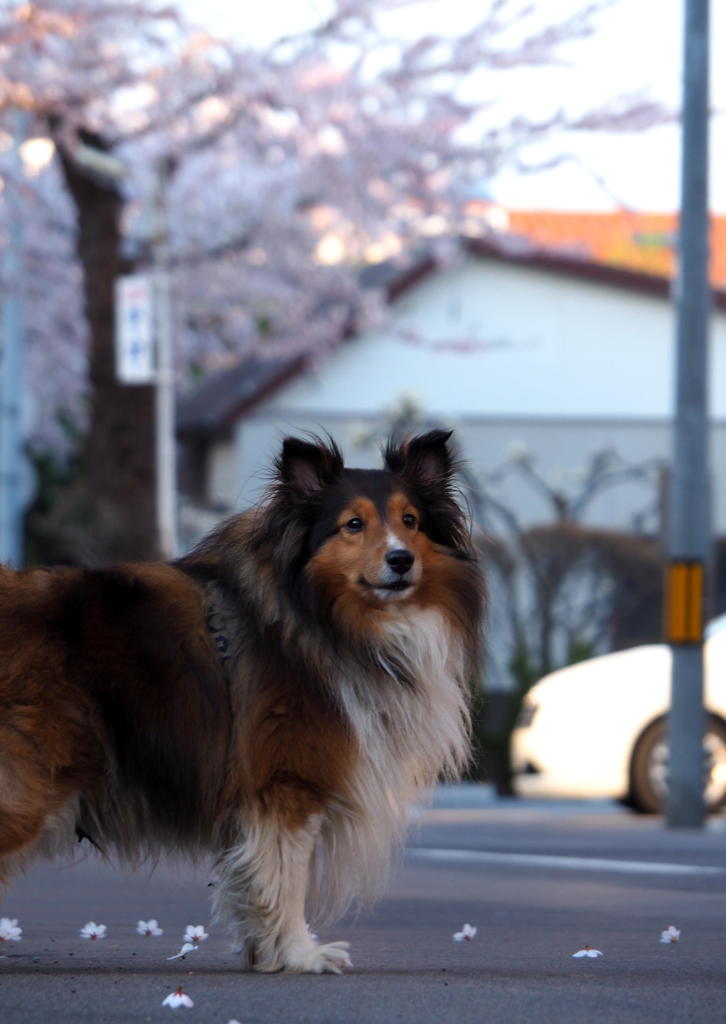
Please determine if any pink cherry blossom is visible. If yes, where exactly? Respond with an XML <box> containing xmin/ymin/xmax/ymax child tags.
<box><xmin>166</xmin><ymin>942</ymin><xmax>197</xmax><ymax>961</ymax></box>
<box><xmin>0</xmin><ymin>918</ymin><xmax>22</xmax><ymax>943</ymax></box>
<box><xmin>137</xmin><ymin>919</ymin><xmax>164</xmax><ymax>937</ymax></box>
<box><xmin>167</xmin><ymin>925</ymin><xmax>209</xmax><ymax>960</ymax></box>
<box><xmin>162</xmin><ymin>986</ymin><xmax>194</xmax><ymax>1008</ymax></box>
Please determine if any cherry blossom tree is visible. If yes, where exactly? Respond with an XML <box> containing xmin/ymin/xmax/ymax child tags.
<box><xmin>0</xmin><ymin>0</ymin><xmax>665</xmax><ymax>561</ymax></box>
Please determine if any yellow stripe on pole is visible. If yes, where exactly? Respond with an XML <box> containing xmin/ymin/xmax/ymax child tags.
<box><xmin>664</xmin><ymin>561</ymin><xmax>704</xmax><ymax>644</ymax></box>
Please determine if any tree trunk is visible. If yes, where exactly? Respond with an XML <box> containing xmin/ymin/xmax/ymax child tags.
<box><xmin>55</xmin><ymin>130</ymin><xmax>158</xmax><ymax>564</ymax></box>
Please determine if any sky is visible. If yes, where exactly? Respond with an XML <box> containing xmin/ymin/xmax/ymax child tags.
<box><xmin>182</xmin><ymin>0</ymin><xmax>726</xmax><ymax>213</ymax></box>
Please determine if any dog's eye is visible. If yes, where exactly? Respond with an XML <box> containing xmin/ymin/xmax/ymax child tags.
<box><xmin>402</xmin><ymin>513</ymin><xmax>417</xmax><ymax>529</ymax></box>
<box><xmin>345</xmin><ymin>517</ymin><xmax>363</xmax><ymax>533</ymax></box>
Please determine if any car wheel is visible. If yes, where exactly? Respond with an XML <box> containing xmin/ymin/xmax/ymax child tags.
<box><xmin>628</xmin><ymin>714</ymin><xmax>726</xmax><ymax>814</ymax></box>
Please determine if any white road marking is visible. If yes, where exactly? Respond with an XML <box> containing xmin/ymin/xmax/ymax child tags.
<box><xmin>407</xmin><ymin>847</ymin><xmax>726</xmax><ymax>876</ymax></box>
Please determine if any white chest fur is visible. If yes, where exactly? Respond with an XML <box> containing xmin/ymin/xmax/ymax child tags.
<box><xmin>319</xmin><ymin>608</ymin><xmax>470</xmax><ymax>918</ymax></box>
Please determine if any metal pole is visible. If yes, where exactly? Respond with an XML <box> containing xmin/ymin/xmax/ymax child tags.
<box><xmin>0</xmin><ymin>111</ymin><xmax>28</xmax><ymax>567</ymax></box>
<box><xmin>666</xmin><ymin>0</ymin><xmax>710</xmax><ymax>829</ymax></box>
<box><xmin>152</xmin><ymin>157</ymin><xmax>177</xmax><ymax>560</ymax></box>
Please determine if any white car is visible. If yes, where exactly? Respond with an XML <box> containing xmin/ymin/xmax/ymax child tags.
<box><xmin>511</xmin><ymin>618</ymin><xmax>726</xmax><ymax>813</ymax></box>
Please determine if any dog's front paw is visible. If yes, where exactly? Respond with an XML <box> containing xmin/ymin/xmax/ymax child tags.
<box><xmin>282</xmin><ymin>939</ymin><xmax>352</xmax><ymax>974</ymax></box>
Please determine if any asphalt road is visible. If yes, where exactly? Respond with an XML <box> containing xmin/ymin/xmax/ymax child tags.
<box><xmin>1</xmin><ymin>792</ymin><xmax>725</xmax><ymax>1024</ymax></box>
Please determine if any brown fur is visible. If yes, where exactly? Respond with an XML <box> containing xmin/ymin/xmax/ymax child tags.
<box><xmin>0</xmin><ymin>430</ymin><xmax>484</xmax><ymax>973</ymax></box>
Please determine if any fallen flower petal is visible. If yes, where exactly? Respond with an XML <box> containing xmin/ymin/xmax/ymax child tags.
<box><xmin>183</xmin><ymin>924</ymin><xmax>208</xmax><ymax>945</ymax></box>
<box><xmin>162</xmin><ymin>986</ymin><xmax>194</xmax><ymax>1008</ymax></box>
<box><xmin>137</xmin><ymin>919</ymin><xmax>164</xmax><ymax>937</ymax></box>
<box><xmin>167</xmin><ymin>942</ymin><xmax>197</xmax><ymax>961</ymax></box>
<box><xmin>79</xmin><ymin>922</ymin><xmax>107</xmax><ymax>940</ymax></box>
<box><xmin>452</xmin><ymin>923</ymin><xmax>477</xmax><ymax>942</ymax></box>
<box><xmin>572</xmin><ymin>945</ymin><xmax>603</xmax><ymax>958</ymax></box>
<box><xmin>0</xmin><ymin>918</ymin><xmax>22</xmax><ymax>943</ymax></box>
<box><xmin>660</xmin><ymin>926</ymin><xmax>681</xmax><ymax>944</ymax></box>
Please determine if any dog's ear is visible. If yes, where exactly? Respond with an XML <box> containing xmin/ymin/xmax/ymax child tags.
<box><xmin>384</xmin><ymin>429</ymin><xmax>454</xmax><ymax>488</ymax></box>
<box><xmin>277</xmin><ymin>435</ymin><xmax>344</xmax><ymax>496</ymax></box>
<box><xmin>385</xmin><ymin>429</ymin><xmax>467</xmax><ymax>548</ymax></box>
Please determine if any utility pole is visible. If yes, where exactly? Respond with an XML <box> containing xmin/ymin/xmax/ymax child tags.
<box><xmin>152</xmin><ymin>157</ymin><xmax>177</xmax><ymax>560</ymax></box>
<box><xmin>0</xmin><ymin>111</ymin><xmax>28</xmax><ymax>567</ymax></box>
<box><xmin>664</xmin><ymin>0</ymin><xmax>710</xmax><ymax>828</ymax></box>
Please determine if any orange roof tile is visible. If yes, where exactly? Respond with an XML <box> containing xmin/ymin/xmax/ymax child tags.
<box><xmin>475</xmin><ymin>208</ymin><xmax>726</xmax><ymax>290</ymax></box>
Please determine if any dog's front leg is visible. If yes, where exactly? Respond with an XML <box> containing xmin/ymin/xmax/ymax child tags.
<box><xmin>213</xmin><ymin>808</ymin><xmax>351</xmax><ymax>974</ymax></box>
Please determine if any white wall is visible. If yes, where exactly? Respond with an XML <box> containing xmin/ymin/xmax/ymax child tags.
<box><xmin>185</xmin><ymin>255</ymin><xmax>726</xmax><ymax>540</ymax></box>
<box><xmin>263</xmin><ymin>257</ymin><xmax>726</xmax><ymax>420</ymax></box>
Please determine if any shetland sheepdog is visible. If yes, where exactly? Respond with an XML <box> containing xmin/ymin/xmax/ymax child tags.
<box><xmin>0</xmin><ymin>430</ymin><xmax>484</xmax><ymax>973</ymax></box>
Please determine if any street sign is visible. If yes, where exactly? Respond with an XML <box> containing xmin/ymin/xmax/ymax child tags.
<box><xmin>115</xmin><ymin>274</ymin><xmax>155</xmax><ymax>384</ymax></box>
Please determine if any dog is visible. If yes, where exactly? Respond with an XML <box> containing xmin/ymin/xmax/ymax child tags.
<box><xmin>0</xmin><ymin>429</ymin><xmax>484</xmax><ymax>973</ymax></box>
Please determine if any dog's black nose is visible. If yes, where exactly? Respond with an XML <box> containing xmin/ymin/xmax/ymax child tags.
<box><xmin>386</xmin><ymin>549</ymin><xmax>414</xmax><ymax>575</ymax></box>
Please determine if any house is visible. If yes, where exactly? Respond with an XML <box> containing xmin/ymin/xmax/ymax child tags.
<box><xmin>178</xmin><ymin>231</ymin><xmax>726</xmax><ymax>532</ymax></box>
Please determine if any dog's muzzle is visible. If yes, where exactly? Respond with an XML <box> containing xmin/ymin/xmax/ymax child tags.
<box><xmin>360</xmin><ymin>549</ymin><xmax>416</xmax><ymax>596</ymax></box>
